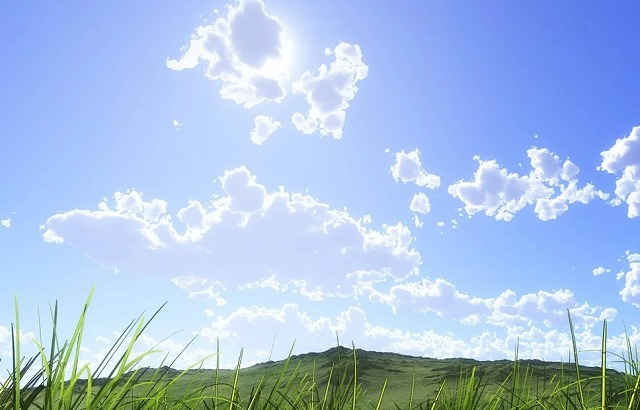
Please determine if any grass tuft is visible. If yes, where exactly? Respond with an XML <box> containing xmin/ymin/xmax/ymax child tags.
<box><xmin>4</xmin><ymin>291</ymin><xmax>640</xmax><ymax>409</ymax></box>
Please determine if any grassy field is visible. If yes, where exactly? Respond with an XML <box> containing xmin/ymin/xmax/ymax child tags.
<box><xmin>3</xmin><ymin>291</ymin><xmax>640</xmax><ymax>409</ymax></box>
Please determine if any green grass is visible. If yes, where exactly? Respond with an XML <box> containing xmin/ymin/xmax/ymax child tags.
<box><xmin>3</xmin><ymin>291</ymin><xmax>640</xmax><ymax>409</ymax></box>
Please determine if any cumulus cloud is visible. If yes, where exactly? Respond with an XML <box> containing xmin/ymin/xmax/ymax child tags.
<box><xmin>198</xmin><ymin>303</ymin><xmax>492</xmax><ymax>362</ymax></box>
<box><xmin>359</xmin><ymin>278</ymin><xmax>614</xmax><ymax>331</ymax></box>
<box><xmin>449</xmin><ymin>147</ymin><xmax>608</xmax><ymax>221</ymax></box>
<box><xmin>409</xmin><ymin>192</ymin><xmax>430</xmax><ymax>214</ymax></box>
<box><xmin>43</xmin><ymin>166</ymin><xmax>420</xmax><ymax>298</ymax></box>
<box><xmin>0</xmin><ymin>326</ymin><xmax>35</xmax><ymax>353</ymax></box>
<box><xmin>250</xmin><ymin>115</ymin><xmax>281</xmax><ymax>145</ymax></box>
<box><xmin>598</xmin><ymin>126</ymin><xmax>640</xmax><ymax>218</ymax></box>
<box><xmin>78</xmin><ymin>331</ymin><xmax>220</xmax><ymax>373</ymax></box>
<box><xmin>390</xmin><ymin>149</ymin><xmax>441</xmax><ymax>189</ymax></box>
<box><xmin>0</xmin><ymin>326</ymin><xmax>9</xmax><ymax>344</ymax></box>
<box><xmin>172</xmin><ymin>119</ymin><xmax>182</xmax><ymax>131</ymax></box>
<box><xmin>619</xmin><ymin>251</ymin><xmax>640</xmax><ymax>307</ymax></box>
<box><xmin>197</xmin><ymin>300</ymin><xmax>621</xmax><ymax>365</ymax></box>
<box><xmin>0</xmin><ymin>218</ymin><xmax>10</xmax><ymax>228</ymax></box>
<box><xmin>291</xmin><ymin>43</ymin><xmax>368</xmax><ymax>139</ymax></box>
<box><xmin>167</xmin><ymin>0</ymin><xmax>288</xmax><ymax>107</ymax></box>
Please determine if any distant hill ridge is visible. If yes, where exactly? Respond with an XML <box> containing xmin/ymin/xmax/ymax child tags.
<box><xmin>72</xmin><ymin>345</ymin><xmax>629</xmax><ymax>407</ymax></box>
<box><xmin>108</xmin><ymin>345</ymin><xmax>623</xmax><ymax>380</ymax></box>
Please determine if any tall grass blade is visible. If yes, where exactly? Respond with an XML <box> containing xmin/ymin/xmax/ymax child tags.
<box><xmin>352</xmin><ymin>342</ymin><xmax>357</xmax><ymax>410</ymax></box>
<box><xmin>568</xmin><ymin>309</ymin><xmax>585</xmax><ymax>409</ymax></box>
<box><xmin>375</xmin><ymin>379</ymin><xmax>387</xmax><ymax>410</ymax></box>
<box><xmin>229</xmin><ymin>348</ymin><xmax>243</xmax><ymax>410</ymax></box>
<box><xmin>602</xmin><ymin>318</ymin><xmax>607</xmax><ymax>410</ymax></box>
<box><xmin>13</xmin><ymin>296</ymin><xmax>21</xmax><ymax>410</ymax></box>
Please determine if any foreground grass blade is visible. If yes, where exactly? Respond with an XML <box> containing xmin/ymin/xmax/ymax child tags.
<box><xmin>602</xmin><ymin>318</ymin><xmax>607</xmax><ymax>410</ymax></box>
<box><xmin>568</xmin><ymin>309</ymin><xmax>586</xmax><ymax>409</ymax></box>
<box><xmin>13</xmin><ymin>297</ymin><xmax>21</xmax><ymax>410</ymax></box>
<box><xmin>352</xmin><ymin>342</ymin><xmax>357</xmax><ymax>410</ymax></box>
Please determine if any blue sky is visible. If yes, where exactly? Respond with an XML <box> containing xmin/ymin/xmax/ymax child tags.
<box><xmin>2</xmin><ymin>0</ymin><xmax>640</xmax><ymax>371</ymax></box>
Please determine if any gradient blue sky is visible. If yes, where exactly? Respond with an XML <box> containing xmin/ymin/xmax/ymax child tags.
<box><xmin>2</xmin><ymin>0</ymin><xmax>640</xmax><ymax>371</ymax></box>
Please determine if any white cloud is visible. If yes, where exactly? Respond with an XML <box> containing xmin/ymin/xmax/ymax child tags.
<box><xmin>390</xmin><ymin>149</ymin><xmax>441</xmax><ymax>189</ymax></box>
<box><xmin>0</xmin><ymin>327</ymin><xmax>35</xmax><ymax>351</ymax></box>
<box><xmin>598</xmin><ymin>126</ymin><xmax>640</xmax><ymax>218</ymax></box>
<box><xmin>171</xmin><ymin>276</ymin><xmax>228</xmax><ymax>306</ymax></box>
<box><xmin>43</xmin><ymin>166</ymin><xmax>420</xmax><ymax>298</ymax></box>
<box><xmin>619</xmin><ymin>252</ymin><xmax>640</xmax><ymax>307</ymax></box>
<box><xmin>198</xmin><ymin>303</ymin><xmax>495</xmax><ymax>362</ymax></box>
<box><xmin>449</xmin><ymin>147</ymin><xmax>607</xmax><ymax>221</ymax></box>
<box><xmin>291</xmin><ymin>43</ymin><xmax>368</xmax><ymax>139</ymax></box>
<box><xmin>167</xmin><ymin>0</ymin><xmax>288</xmax><ymax>108</ymax></box>
<box><xmin>0</xmin><ymin>218</ymin><xmax>10</xmax><ymax>228</ymax></box>
<box><xmin>240</xmin><ymin>274</ymin><xmax>289</xmax><ymax>293</ymax></box>
<box><xmin>409</xmin><ymin>192</ymin><xmax>430</xmax><ymax>214</ymax></box>
<box><xmin>250</xmin><ymin>115</ymin><xmax>281</xmax><ymax>145</ymax></box>
<box><xmin>196</xmin><ymin>300</ymin><xmax>622</xmax><ymax>365</ymax></box>
<box><xmin>82</xmin><ymin>332</ymin><xmax>220</xmax><ymax>373</ymax></box>
<box><xmin>0</xmin><ymin>326</ymin><xmax>9</xmax><ymax>344</ymax></box>
<box><xmin>360</xmin><ymin>279</ymin><xmax>613</xmax><ymax>331</ymax></box>
<box><xmin>592</xmin><ymin>266</ymin><xmax>611</xmax><ymax>276</ymax></box>
<box><xmin>172</xmin><ymin>119</ymin><xmax>182</xmax><ymax>131</ymax></box>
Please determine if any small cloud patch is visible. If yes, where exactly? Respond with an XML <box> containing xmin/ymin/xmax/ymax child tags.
<box><xmin>250</xmin><ymin>115</ymin><xmax>281</xmax><ymax>145</ymax></box>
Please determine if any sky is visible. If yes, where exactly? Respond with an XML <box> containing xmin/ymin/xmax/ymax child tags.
<box><xmin>2</xmin><ymin>0</ymin><xmax>640</xmax><ymax>372</ymax></box>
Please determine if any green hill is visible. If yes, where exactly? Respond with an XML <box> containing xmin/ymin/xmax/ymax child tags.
<box><xmin>70</xmin><ymin>346</ymin><xmax>635</xmax><ymax>409</ymax></box>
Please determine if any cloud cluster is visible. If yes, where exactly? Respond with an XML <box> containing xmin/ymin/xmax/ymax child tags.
<box><xmin>0</xmin><ymin>218</ymin><xmax>10</xmax><ymax>228</ymax></box>
<box><xmin>598</xmin><ymin>126</ymin><xmax>640</xmax><ymax>218</ymax></box>
<box><xmin>291</xmin><ymin>43</ymin><xmax>368</xmax><ymax>139</ymax></box>
<box><xmin>168</xmin><ymin>1</ymin><xmax>369</xmax><ymax>142</ymax></box>
<box><xmin>619</xmin><ymin>251</ymin><xmax>640</xmax><ymax>307</ymax></box>
<box><xmin>43</xmin><ymin>166</ymin><xmax>420</xmax><ymax>298</ymax></box>
<box><xmin>196</xmin><ymin>298</ymin><xmax>619</xmax><ymax>365</ymax></box>
<box><xmin>390</xmin><ymin>149</ymin><xmax>441</xmax><ymax>189</ymax></box>
<box><xmin>449</xmin><ymin>148</ymin><xmax>608</xmax><ymax>221</ymax></box>
<box><xmin>390</xmin><ymin>149</ymin><xmax>441</xmax><ymax>223</ymax></box>
<box><xmin>359</xmin><ymin>278</ymin><xmax>614</xmax><ymax>330</ymax></box>
<box><xmin>167</xmin><ymin>0</ymin><xmax>288</xmax><ymax>107</ymax></box>
<box><xmin>250</xmin><ymin>115</ymin><xmax>281</xmax><ymax>145</ymax></box>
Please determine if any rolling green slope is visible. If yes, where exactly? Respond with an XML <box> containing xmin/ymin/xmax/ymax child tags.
<box><xmin>73</xmin><ymin>346</ymin><xmax>633</xmax><ymax>409</ymax></box>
